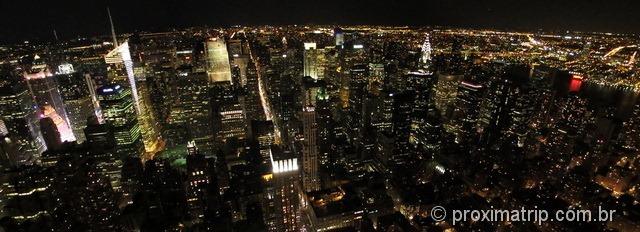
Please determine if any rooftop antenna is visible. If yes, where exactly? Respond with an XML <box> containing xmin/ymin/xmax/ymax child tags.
<box><xmin>107</xmin><ymin>7</ymin><xmax>118</xmax><ymax>47</ymax></box>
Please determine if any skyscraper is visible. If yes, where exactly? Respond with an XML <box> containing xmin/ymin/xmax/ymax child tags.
<box><xmin>267</xmin><ymin>148</ymin><xmax>300</xmax><ymax>232</ymax></box>
<box><xmin>303</xmin><ymin>42</ymin><xmax>323</xmax><ymax>80</ymax></box>
<box><xmin>186</xmin><ymin>147</ymin><xmax>215</xmax><ymax>221</ymax></box>
<box><xmin>391</xmin><ymin>91</ymin><xmax>414</xmax><ymax>163</ymax></box>
<box><xmin>346</xmin><ymin>64</ymin><xmax>368</xmax><ymax>139</ymax></box>
<box><xmin>251</xmin><ymin>120</ymin><xmax>275</xmax><ymax>166</ymax></box>
<box><xmin>218</xmin><ymin>100</ymin><xmax>247</xmax><ymax>141</ymax></box>
<box><xmin>0</xmin><ymin>119</ymin><xmax>20</xmax><ymax>170</ymax></box>
<box><xmin>450</xmin><ymin>81</ymin><xmax>484</xmax><ymax>144</ymax></box>
<box><xmin>205</xmin><ymin>38</ymin><xmax>232</xmax><ymax>84</ymax></box>
<box><xmin>334</xmin><ymin>28</ymin><xmax>345</xmax><ymax>47</ymax></box>
<box><xmin>39</xmin><ymin>115</ymin><xmax>62</xmax><ymax>151</ymax></box>
<box><xmin>105</xmin><ymin>41</ymin><xmax>140</xmax><ymax>112</ymax></box>
<box><xmin>315</xmin><ymin>88</ymin><xmax>333</xmax><ymax>165</ymax></box>
<box><xmin>168</xmin><ymin>69</ymin><xmax>214</xmax><ymax>154</ymax></box>
<box><xmin>24</xmin><ymin>64</ymin><xmax>75</xmax><ymax>142</ymax></box>
<box><xmin>420</xmin><ymin>33</ymin><xmax>433</xmax><ymax>69</ymax></box>
<box><xmin>477</xmin><ymin>66</ymin><xmax>528</xmax><ymax>146</ymax></box>
<box><xmin>56</xmin><ymin>64</ymin><xmax>95</xmax><ymax>143</ymax></box>
<box><xmin>97</xmin><ymin>84</ymin><xmax>143</xmax><ymax>158</ymax></box>
<box><xmin>134</xmin><ymin>78</ymin><xmax>163</xmax><ymax>155</ymax></box>
<box><xmin>406</xmin><ymin>71</ymin><xmax>436</xmax><ymax>146</ymax></box>
<box><xmin>434</xmin><ymin>72</ymin><xmax>462</xmax><ymax>119</ymax></box>
<box><xmin>302</xmin><ymin>105</ymin><xmax>320</xmax><ymax>192</ymax></box>
<box><xmin>104</xmin><ymin>37</ymin><xmax>160</xmax><ymax>154</ymax></box>
<box><xmin>0</xmin><ymin>68</ymin><xmax>45</xmax><ymax>164</ymax></box>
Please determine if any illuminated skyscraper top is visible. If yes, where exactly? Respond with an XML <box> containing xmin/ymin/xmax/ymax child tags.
<box><xmin>334</xmin><ymin>27</ymin><xmax>344</xmax><ymax>47</ymax></box>
<box><xmin>105</xmin><ymin>41</ymin><xmax>139</xmax><ymax>113</ymax></box>
<box><xmin>304</xmin><ymin>42</ymin><xmax>323</xmax><ymax>80</ymax></box>
<box><xmin>421</xmin><ymin>33</ymin><xmax>432</xmax><ymax>70</ymax></box>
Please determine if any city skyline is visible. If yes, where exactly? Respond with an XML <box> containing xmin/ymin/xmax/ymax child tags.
<box><xmin>1</xmin><ymin>2</ymin><xmax>640</xmax><ymax>232</ymax></box>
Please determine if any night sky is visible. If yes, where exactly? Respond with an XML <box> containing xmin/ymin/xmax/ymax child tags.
<box><xmin>1</xmin><ymin>0</ymin><xmax>638</xmax><ymax>43</ymax></box>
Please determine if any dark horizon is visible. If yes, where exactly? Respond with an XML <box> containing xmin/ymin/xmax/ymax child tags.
<box><xmin>1</xmin><ymin>0</ymin><xmax>639</xmax><ymax>44</ymax></box>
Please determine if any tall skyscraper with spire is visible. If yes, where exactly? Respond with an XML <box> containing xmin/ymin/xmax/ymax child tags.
<box><xmin>420</xmin><ymin>33</ymin><xmax>433</xmax><ymax>70</ymax></box>
<box><xmin>103</xmin><ymin>9</ymin><xmax>162</xmax><ymax>156</ymax></box>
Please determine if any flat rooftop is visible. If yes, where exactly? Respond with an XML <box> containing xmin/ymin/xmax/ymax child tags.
<box><xmin>307</xmin><ymin>185</ymin><xmax>363</xmax><ymax>218</ymax></box>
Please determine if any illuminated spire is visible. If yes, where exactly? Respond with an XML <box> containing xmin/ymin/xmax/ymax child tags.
<box><xmin>107</xmin><ymin>7</ymin><xmax>118</xmax><ymax>47</ymax></box>
<box><xmin>421</xmin><ymin>33</ymin><xmax>432</xmax><ymax>66</ymax></box>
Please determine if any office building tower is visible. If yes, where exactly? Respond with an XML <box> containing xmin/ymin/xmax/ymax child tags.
<box><xmin>24</xmin><ymin>66</ymin><xmax>76</xmax><ymax>142</ymax></box>
<box><xmin>144</xmin><ymin>66</ymin><xmax>172</xmax><ymax>129</ymax></box>
<box><xmin>84</xmin><ymin>73</ymin><xmax>103</xmax><ymax>123</ymax></box>
<box><xmin>412</xmin><ymin>106</ymin><xmax>443</xmax><ymax>155</ymax></box>
<box><xmin>251</xmin><ymin>120</ymin><xmax>275</xmax><ymax>165</ymax></box>
<box><xmin>304</xmin><ymin>42</ymin><xmax>323</xmax><ymax>80</ymax></box>
<box><xmin>368</xmin><ymin>63</ymin><xmax>385</xmax><ymax>89</ymax></box>
<box><xmin>168</xmin><ymin>70</ymin><xmax>214</xmax><ymax>153</ymax></box>
<box><xmin>315</xmin><ymin>88</ymin><xmax>333</xmax><ymax>165</ymax></box>
<box><xmin>0</xmin><ymin>69</ymin><xmax>45</xmax><ymax>164</ymax></box>
<box><xmin>347</xmin><ymin>65</ymin><xmax>368</xmax><ymax>139</ymax></box>
<box><xmin>450</xmin><ymin>81</ymin><xmax>484</xmax><ymax>144</ymax></box>
<box><xmin>84</xmin><ymin>116</ymin><xmax>117</xmax><ymax>150</ymax></box>
<box><xmin>135</xmin><ymin>80</ymin><xmax>163</xmax><ymax>154</ymax></box>
<box><xmin>83</xmin><ymin>115</ymin><xmax>121</xmax><ymax>193</ymax></box>
<box><xmin>97</xmin><ymin>84</ymin><xmax>143</xmax><ymax>158</ymax></box>
<box><xmin>186</xmin><ymin>148</ymin><xmax>215</xmax><ymax>221</ymax></box>
<box><xmin>1</xmin><ymin>166</ymin><xmax>52</xmax><ymax>223</ymax></box>
<box><xmin>477</xmin><ymin>67</ymin><xmax>528</xmax><ymax>146</ymax></box>
<box><xmin>302</xmin><ymin>77</ymin><xmax>326</xmax><ymax>107</ymax></box>
<box><xmin>205</xmin><ymin>38</ymin><xmax>232</xmax><ymax>84</ymax></box>
<box><xmin>391</xmin><ymin>91</ymin><xmax>414</xmax><ymax>163</ymax></box>
<box><xmin>370</xmin><ymin>89</ymin><xmax>394</xmax><ymax>136</ymax></box>
<box><xmin>434</xmin><ymin>72</ymin><xmax>462</xmax><ymax>119</ymax></box>
<box><xmin>105</xmin><ymin>41</ymin><xmax>140</xmax><ymax>112</ymax></box>
<box><xmin>0</xmin><ymin>119</ymin><xmax>20</xmax><ymax>170</ymax></box>
<box><xmin>267</xmin><ymin>148</ymin><xmax>300</xmax><ymax>232</ymax></box>
<box><xmin>39</xmin><ymin>117</ymin><xmax>62</xmax><ymax>151</ymax></box>
<box><xmin>218</xmin><ymin>101</ymin><xmax>247</xmax><ymax>141</ymax></box>
<box><xmin>406</xmin><ymin>71</ymin><xmax>436</xmax><ymax>146</ymax></box>
<box><xmin>302</xmin><ymin>105</ymin><xmax>320</xmax><ymax>192</ymax></box>
<box><xmin>39</xmin><ymin>104</ymin><xmax>75</xmax><ymax>144</ymax></box>
<box><xmin>334</xmin><ymin>28</ymin><xmax>345</xmax><ymax>47</ymax></box>
<box><xmin>56</xmin><ymin>66</ymin><xmax>94</xmax><ymax>143</ymax></box>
